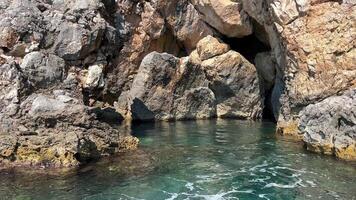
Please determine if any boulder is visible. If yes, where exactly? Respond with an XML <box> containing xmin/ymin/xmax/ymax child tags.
<box><xmin>196</xmin><ymin>35</ymin><xmax>230</xmax><ymax>61</ymax></box>
<box><xmin>0</xmin><ymin>92</ymin><xmax>137</xmax><ymax>167</ymax></box>
<box><xmin>191</xmin><ymin>0</ymin><xmax>253</xmax><ymax>37</ymax></box>
<box><xmin>20</xmin><ymin>52</ymin><xmax>65</xmax><ymax>88</ymax></box>
<box><xmin>83</xmin><ymin>64</ymin><xmax>105</xmax><ymax>89</ymax></box>
<box><xmin>120</xmin><ymin>36</ymin><xmax>263</xmax><ymax>121</ymax></box>
<box><xmin>164</xmin><ymin>2</ymin><xmax>214</xmax><ymax>52</ymax></box>
<box><xmin>125</xmin><ymin>52</ymin><xmax>212</xmax><ymax>121</ymax></box>
<box><xmin>299</xmin><ymin>89</ymin><xmax>356</xmax><ymax>161</ymax></box>
<box><xmin>173</xmin><ymin>87</ymin><xmax>217</xmax><ymax>120</ymax></box>
<box><xmin>53</xmin><ymin>22</ymin><xmax>106</xmax><ymax>61</ymax></box>
<box><xmin>200</xmin><ymin>50</ymin><xmax>263</xmax><ymax>119</ymax></box>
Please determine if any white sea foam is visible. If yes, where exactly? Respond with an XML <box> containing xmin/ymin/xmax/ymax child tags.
<box><xmin>306</xmin><ymin>180</ymin><xmax>317</xmax><ymax>187</ymax></box>
<box><xmin>264</xmin><ymin>179</ymin><xmax>303</xmax><ymax>189</ymax></box>
<box><xmin>258</xmin><ymin>194</ymin><xmax>271</xmax><ymax>200</ymax></box>
<box><xmin>166</xmin><ymin>193</ymin><xmax>178</xmax><ymax>200</ymax></box>
<box><xmin>249</xmin><ymin>161</ymin><xmax>269</xmax><ymax>171</ymax></box>
<box><xmin>185</xmin><ymin>182</ymin><xmax>194</xmax><ymax>191</ymax></box>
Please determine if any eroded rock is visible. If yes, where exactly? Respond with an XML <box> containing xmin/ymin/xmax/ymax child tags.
<box><xmin>200</xmin><ymin>50</ymin><xmax>263</xmax><ymax>119</ymax></box>
<box><xmin>299</xmin><ymin>90</ymin><xmax>356</xmax><ymax>161</ymax></box>
<box><xmin>191</xmin><ymin>0</ymin><xmax>253</xmax><ymax>37</ymax></box>
<box><xmin>20</xmin><ymin>52</ymin><xmax>65</xmax><ymax>88</ymax></box>
<box><xmin>119</xmin><ymin>36</ymin><xmax>263</xmax><ymax>121</ymax></box>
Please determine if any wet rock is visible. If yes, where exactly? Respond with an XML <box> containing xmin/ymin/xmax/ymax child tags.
<box><xmin>299</xmin><ymin>90</ymin><xmax>356</xmax><ymax>161</ymax></box>
<box><xmin>118</xmin><ymin>136</ymin><xmax>140</xmax><ymax>152</ymax></box>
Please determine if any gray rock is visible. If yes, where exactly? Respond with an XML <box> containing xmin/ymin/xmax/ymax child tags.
<box><xmin>174</xmin><ymin>87</ymin><xmax>216</xmax><ymax>120</ymax></box>
<box><xmin>122</xmin><ymin>47</ymin><xmax>263</xmax><ymax>121</ymax></box>
<box><xmin>20</xmin><ymin>52</ymin><xmax>65</xmax><ymax>88</ymax></box>
<box><xmin>28</xmin><ymin>95</ymin><xmax>67</xmax><ymax>116</ymax></box>
<box><xmin>0</xmin><ymin>92</ymin><xmax>128</xmax><ymax>167</ymax></box>
<box><xmin>53</xmin><ymin>21</ymin><xmax>105</xmax><ymax>61</ymax></box>
<box><xmin>254</xmin><ymin>52</ymin><xmax>276</xmax><ymax>92</ymax></box>
<box><xmin>0</xmin><ymin>0</ymin><xmax>135</xmax><ymax>168</ymax></box>
<box><xmin>201</xmin><ymin>50</ymin><xmax>263</xmax><ymax>119</ymax></box>
<box><xmin>0</xmin><ymin>63</ymin><xmax>22</xmax><ymax>119</ymax></box>
<box><xmin>299</xmin><ymin>89</ymin><xmax>356</xmax><ymax>160</ymax></box>
<box><xmin>125</xmin><ymin>52</ymin><xmax>213</xmax><ymax>121</ymax></box>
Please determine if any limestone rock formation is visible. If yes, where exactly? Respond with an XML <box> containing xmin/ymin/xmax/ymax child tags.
<box><xmin>119</xmin><ymin>51</ymin><xmax>214</xmax><ymax>121</ymax></box>
<box><xmin>196</xmin><ymin>37</ymin><xmax>262</xmax><ymax>119</ymax></box>
<box><xmin>0</xmin><ymin>0</ymin><xmax>355</xmax><ymax>166</ymax></box>
<box><xmin>0</xmin><ymin>0</ymin><xmax>138</xmax><ymax>168</ymax></box>
<box><xmin>107</xmin><ymin>0</ymin><xmax>215</xmax><ymax>96</ymax></box>
<box><xmin>241</xmin><ymin>0</ymin><xmax>356</xmax><ymax>160</ymax></box>
<box><xmin>117</xmin><ymin>36</ymin><xmax>263</xmax><ymax>121</ymax></box>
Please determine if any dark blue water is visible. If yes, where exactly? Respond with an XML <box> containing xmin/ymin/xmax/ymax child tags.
<box><xmin>1</xmin><ymin>120</ymin><xmax>355</xmax><ymax>200</ymax></box>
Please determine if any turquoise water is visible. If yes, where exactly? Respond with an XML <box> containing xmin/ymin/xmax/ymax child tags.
<box><xmin>1</xmin><ymin>120</ymin><xmax>355</xmax><ymax>200</ymax></box>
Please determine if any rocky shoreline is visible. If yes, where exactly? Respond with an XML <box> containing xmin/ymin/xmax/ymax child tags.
<box><xmin>0</xmin><ymin>0</ymin><xmax>355</xmax><ymax>168</ymax></box>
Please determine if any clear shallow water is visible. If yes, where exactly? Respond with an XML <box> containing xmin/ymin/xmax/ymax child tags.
<box><xmin>1</xmin><ymin>120</ymin><xmax>356</xmax><ymax>200</ymax></box>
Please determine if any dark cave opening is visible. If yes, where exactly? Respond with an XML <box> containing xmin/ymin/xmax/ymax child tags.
<box><xmin>221</xmin><ymin>34</ymin><xmax>271</xmax><ymax>64</ymax></box>
<box><xmin>262</xmin><ymin>87</ymin><xmax>276</xmax><ymax>122</ymax></box>
<box><xmin>221</xmin><ymin>33</ymin><xmax>276</xmax><ymax>122</ymax></box>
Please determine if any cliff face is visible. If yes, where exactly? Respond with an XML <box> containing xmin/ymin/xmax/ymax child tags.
<box><xmin>0</xmin><ymin>0</ymin><xmax>355</xmax><ymax>167</ymax></box>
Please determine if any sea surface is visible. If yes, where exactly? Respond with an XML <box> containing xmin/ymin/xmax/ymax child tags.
<box><xmin>1</xmin><ymin>120</ymin><xmax>355</xmax><ymax>200</ymax></box>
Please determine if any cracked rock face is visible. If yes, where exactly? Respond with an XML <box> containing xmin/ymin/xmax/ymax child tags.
<box><xmin>239</xmin><ymin>0</ymin><xmax>355</xmax><ymax>160</ymax></box>
<box><xmin>0</xmin><ymin>0</ymin><xmax>138</xmax><ymax>168</ymax></box>
<box><xmin>299</xmin><ymin>89</ymin><xmax>356</xmax><ymax>161</ymax></box>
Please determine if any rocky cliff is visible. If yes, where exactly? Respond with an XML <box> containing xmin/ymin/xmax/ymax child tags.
<box><xmin>0</xmin><ymin>0</ymin><xmax>355</xmax><ymax>167</ymax></box>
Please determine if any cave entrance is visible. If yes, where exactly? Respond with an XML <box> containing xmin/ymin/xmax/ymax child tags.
<box><xmin>220</xmin><ymin>33</ymin><xmax>270</xmax><ymax>64</ymax></box>
<box><xmin>262</xmin><ymin>86</ymin><xmax>276</xmax><ymax>122</ymax></box>
<box><xmin>221</xmin><ymin>33</ymin><xmax>276</xmax><ymax>122</ymax></box>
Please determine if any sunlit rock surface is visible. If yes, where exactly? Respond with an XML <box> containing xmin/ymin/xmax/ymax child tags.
<box><xmin>0</xmin><ymin>0</ymin><xmax>355</xmax><ymax>166</ymax></box>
